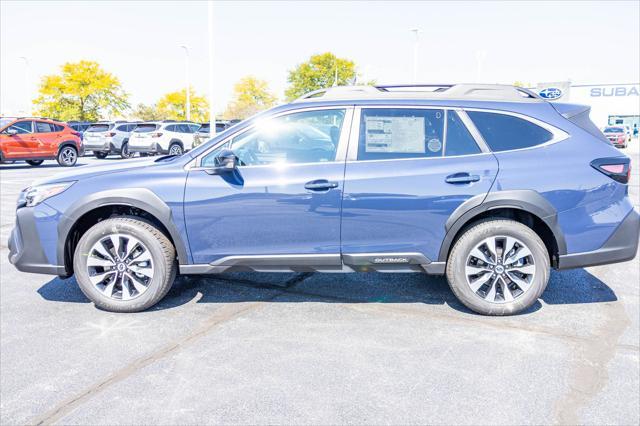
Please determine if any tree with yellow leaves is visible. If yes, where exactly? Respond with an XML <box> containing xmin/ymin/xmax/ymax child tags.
<box><xmin>156</xmin><ymin>88</ymin><xmax>209</xmax><ymax>122</ymax></box>
<box><xmin>33</xmin><ymin>60</ymin><xmax>129</xmax><ymax>121</ymax></box>
<box><xmin>224</xmin><ymin>76</ymin><xmax>277</xmax><ymax>120</ymax></box>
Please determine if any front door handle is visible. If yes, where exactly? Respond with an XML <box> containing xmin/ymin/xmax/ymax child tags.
<box><xmin>304</xmin><ymin>179</ymin><xmax>339</xmax><ymax>191</ymax></box>
<box><xmin>445</xmin><ymin>173</ymin><xmax>480</xmax><ymax>184</ymax></box>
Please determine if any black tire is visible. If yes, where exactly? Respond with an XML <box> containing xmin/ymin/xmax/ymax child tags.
<box><xmin>168</xmin><ymin>143</ymin><xmax>183</xmax><ymax>156</ymax></box>
<box><xmin>57</xmin><ymin>145</ymin><xmax>78</xmax><ymax>166</ymax></box>
<box><xmin>446</xmin><ymin>219</ymin><xmax>550</xmax><ymax>316</ymax></box>
<box><xmin>120</xmin><ymin>142</ymin><xmax>132</xmax><ymax>159</ymax></box>
<box><xmin>73</xmin><ymin>217</ymin><xmax>177</xmax><ymax>313</ymax></box>
<box><xmin>26</xmin><ymin>160</ymin><xmax>44</xmax><ymax>166</ymax></box>
<box><xmin>94</xmin><ymin>151</ymin><xmax>108</xmax><ymax>159</ymax></box>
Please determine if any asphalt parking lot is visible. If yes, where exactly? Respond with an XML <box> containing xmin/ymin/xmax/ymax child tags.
<box><xmin>1</xmin><ymin>148</ymin><xmax>639</xmax><ymax>425</ymax></box>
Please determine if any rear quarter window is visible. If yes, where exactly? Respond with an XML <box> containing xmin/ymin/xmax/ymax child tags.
<box><xmin>467</xmin><ymin>111</ymin><xmax>553</xmax><ymax>151</ymax></box>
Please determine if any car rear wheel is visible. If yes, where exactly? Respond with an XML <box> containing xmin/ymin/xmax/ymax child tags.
<box><xmin>73</xmin><ymin>217</ymin><xmax>177</xmax><ymax>312</ymax></box>
<box><xmin>169</xmin><ymin>143</ymin><xmax>183</xmax><ymax>156</ymax></box>
<box><xmin>120</xmin><ymin>142</ymin><xmax>132</xmax><ymax>159</ymax></box>
<box><xmin>94</xmin><ymin>151</ymin><xmax>108</xmax><ymax>159</ymax></box>
<box><xmin>26</xmin><ymin>160</ymin><xmax>44</xmax><ymax>166</ymax></box>
<box><xmin>446</xmin><ymin>219</ymin><xmax>550</xmax><ymax>316</ymax></box>
<box><xmin>57</xmin><ymin>146</ymin><xmax>78</xmax><ymax>166</ymax></box>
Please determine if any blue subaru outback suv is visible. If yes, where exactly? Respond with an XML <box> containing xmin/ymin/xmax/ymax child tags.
<box><xmin>9</xmin><ymin>84</ymin><xmax>639</xmax><ymax>315</ymax></box>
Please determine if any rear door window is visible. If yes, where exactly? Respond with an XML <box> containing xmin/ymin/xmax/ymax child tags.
<box><xmin>445</xmin><ymin>111</ymin><xmax>481</xmax><ymax>156</ymax></box>
<box><xmin>467</xmin><ymin>111</ymin><xmax>553</xmax><ymax>151</ymax></box>
<box><xmin>116</xmin><ymin>124</ymin><xmax>129</xmax><ymax>132</ymax></box>
<box><xmin>52</xmin><ymin>124</ymin><xmax>65</xmax><ymax>132</ymax></box>
<box><xmin>358</xmin><ymin>108</ymin><xmax>444</xmax><ymax>160</ymax></box>
<box><xmin>35</xmin><ymin>122</ymin><xmax>54</xmax><ymax>133</ymax></box>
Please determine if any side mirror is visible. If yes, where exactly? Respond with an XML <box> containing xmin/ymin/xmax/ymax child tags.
<box><xmin>7</xmin><ymin>128</ymin><xmax>18</xmax><ymax>136</ymax></box>
<box><xmin>205</xmin><ymin>149</ymin><xmax>238</xmax><ymax>175</ymax></box>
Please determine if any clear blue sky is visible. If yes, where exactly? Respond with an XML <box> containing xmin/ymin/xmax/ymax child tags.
<box><xmin>1</xmin><ymin>0</ymin><xmax>639</xmax><ymax>116</ymax></box>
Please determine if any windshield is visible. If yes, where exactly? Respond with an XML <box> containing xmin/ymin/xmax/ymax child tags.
<box><xmin>86</xmin><ymin>124</ymin><xmax>112</xmax><ymax>132</ymax></box>
<box><xmin>0</xmin><ymin>117</ymin><xmax>15</xmax><ymax>128</ymax></box>
<box><xmin>604</xmin><ymin>127</ymin><xmax>624</xmax><ymax>133</ymax></box>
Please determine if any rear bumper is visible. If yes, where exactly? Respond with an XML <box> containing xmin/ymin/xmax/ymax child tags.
<box><xmin>8</xmin><ymin>207</ymin><xmax>67</xmax><ymax>276</ymax></box>
<box><xmin>558</xmin><ymin>208</ymin><xmax>640</xmax><ymax>269</ymax></box>
<box><xmin>129</xmin><ymin>143</ymin><xmax>167</xmax><ymax>154</ymax></box>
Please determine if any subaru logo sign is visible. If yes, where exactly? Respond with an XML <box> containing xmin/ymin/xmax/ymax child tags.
<box><xmin>538</xmin><ymin>87</ymin><xmax>563</xmax><ymax>100</ymax></box>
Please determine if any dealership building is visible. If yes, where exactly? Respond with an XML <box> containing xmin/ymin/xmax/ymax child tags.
<box><xmin>533</xmin><ymin>82</ymin><xmax>639</xmax><ymax>130</ymax></box>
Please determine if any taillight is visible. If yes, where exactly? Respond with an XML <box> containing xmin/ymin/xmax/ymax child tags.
<box><xmin>150</xmin><ymin>132</ymin><xmax>163</xmax><ymax>138</ymax></box>
<box><xmin>591</xmin><ymin>157</ymin><xmax>631</xmax><ymax>184</ymax></box>
<box><xmin>104</xmin><ymin>132</ymin><xmax>116</xmax><ymax>137</ymax></box>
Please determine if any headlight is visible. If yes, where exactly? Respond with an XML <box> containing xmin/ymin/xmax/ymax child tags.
<box><xmin>18</xmin><ymin>182</ymin><xmax>75</xmax><ymax>208</ymax></box>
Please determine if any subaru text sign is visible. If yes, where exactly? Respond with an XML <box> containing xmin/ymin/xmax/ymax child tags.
<box><xmin>590</xmin><ymin>85</ymin><xmax>640</xmax><ymax>97</ymax></box>
<box><xmin>538</xmin><ymin>87</ymin><xmax>563</xmax><ymax>100</ymax></box>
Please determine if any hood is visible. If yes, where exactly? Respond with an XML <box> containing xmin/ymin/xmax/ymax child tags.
<box><xmin>32</xmin><ymin>157</ymin><xmax>161</xmax><ymax>186</ymax></box>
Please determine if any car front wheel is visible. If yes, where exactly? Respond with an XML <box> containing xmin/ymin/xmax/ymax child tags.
<box><xmin>95</xmin><ymin>151</ymin><xmax>108</xmax><ymax>159</ymax></box>
<box><xmin>446</xmin><ymin>219</ymin><xmax>550</xmax><ymax>316</ymax></box>
<box><xmin>26</xmin><ymin>160</ymin><xmax>44</xmax><ymax>166</ymax></box>
<box><xmin>73</xmin><ymin>218</ymin><xmax>177</xmax><ymax>312</ymax></box>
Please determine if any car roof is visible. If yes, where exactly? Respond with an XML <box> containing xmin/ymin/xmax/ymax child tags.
<box><xmin>291</xmin><ymin>84</ymin><xmax>543</xmax><ymax>104</ymax></box>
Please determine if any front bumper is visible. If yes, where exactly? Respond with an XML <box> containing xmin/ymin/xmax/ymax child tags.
<box><xmin>558</xmin><ymin>208</ymin><xmax>640</xmax><ymax>269</ymax></box>
<box><xmin>8</xmin><ymin>207</ymin><xmax>67</xmax><ymax>276</ymax></box>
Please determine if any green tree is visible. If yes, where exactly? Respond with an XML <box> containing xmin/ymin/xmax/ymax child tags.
<box><xmin>284</xmin><ymin>52</ymin><xmax>357</xmax><ymax>101</ymax></box>
<box><xmin>224</xmin><ymin>76</ymin><xmax>277</xmax><ymax>119</ymax></box>
<box><xmin>156</xmin><ymin>88</ymin><xmax>209</xmax><ymax>122</ymax></box>
<box><xmin>33</xmin><ymin>60</ymin><xmax>129</xmax><ymax>121</ymax></box>
<box><xmin>133</xmin><ymin>103</ymin><xmax>163</xmax><ymax>121</ymax></box>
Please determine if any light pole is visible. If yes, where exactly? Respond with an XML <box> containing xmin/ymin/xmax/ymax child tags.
<box><xmin>208</xmin><ymin>0</ymin><xmax>216</xmax><ymax>135</ymax></box>
<box><xmin>19</xmin><ymin>56</ymin><xmax>30</xmax><ymax>115</ymax></box>
<box><xmin>180</xmin><ymin>45</ymin><xmax>190</xmax><ymax>121</ymax></box>
<box><xmin>409</xmin><ymin>28</ymin><xmax>420</xmax><ymax>83</ymax></box>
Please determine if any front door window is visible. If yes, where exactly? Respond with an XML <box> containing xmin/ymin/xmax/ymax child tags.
<box><xmin>202</xmin><ymin>109</ymin><xmax>346</xmax><ymax>167</ymax></box>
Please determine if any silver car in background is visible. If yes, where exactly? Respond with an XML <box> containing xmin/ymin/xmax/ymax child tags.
<box><xmin>82</xmin><ymin>121</ymin><xmax>140</xmax><ymax>159</ymax></box>
<box><xmin>193</xmin><ymin>121</ymin><xmax>235</xmax><ymax>148</ymax></box>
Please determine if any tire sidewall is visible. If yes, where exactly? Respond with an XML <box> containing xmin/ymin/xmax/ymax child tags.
<box><xmin>169</xmin><ymin>143</ymin><xmax>183</xmax><ymax>155</ymax></box>
<box><xmin>74</xmin><ymin>220</ymin><xmax>173</xmax><ymax>312</ymax></box>
<box><xmin>120</xmin><ymin>142</ymin><xmax>131</xmax><ymax>159</ymax></box>
<box><xmin>58</xmin><ymin>146</ymin><xmax>78</xmax><ymax>166</ymax></box>
<box><xmin>446</xmin><ymin>220</ymin><xmax>550</xmax><ymax>315</ymax></box>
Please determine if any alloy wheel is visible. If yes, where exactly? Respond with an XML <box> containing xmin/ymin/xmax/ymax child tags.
<box><xmin>465</xmin><ymin>235</ymin><xmax>536</xmax><ymax>303</ymax></box>
<box><xmin>60</xmin><ymin>147</ymin><xmax>77</xmax><ymax>165</ymax></box>
<box><xmin>86</xmin><ymin>233</ymin><xmax>154</xmax><ymax>300</ymax></box>
<box><xmin>169</xmin><ymin>145</ymin><xmax>183</xmax><ymax>155</ymax></box>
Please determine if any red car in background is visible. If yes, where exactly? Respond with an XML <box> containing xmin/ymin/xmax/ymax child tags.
<box><xmin>603</xmin><ymin>126</ymin><xmax>631</xmax><ymax>148</ymax></box>
<box><xmin>0</xmin><ymin>117</ymin><xmax>83</xmax><ymax>166</ymax></box>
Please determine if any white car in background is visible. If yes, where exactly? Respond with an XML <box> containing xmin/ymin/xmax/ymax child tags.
<box><xmin>128</xmin><ymin>121</ymin><xmax>200</xmax><ymax>156</ymax></box>
<box><xmin>82</xmin><ymin>121</ymin><xmax>140</xmax><ymax>159</ymax></box>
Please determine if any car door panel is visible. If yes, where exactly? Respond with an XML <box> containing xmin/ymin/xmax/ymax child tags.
<box><xmin>183</xmin><ymin>107</ymin><xmax>352</xmax><ymax>265</ymax></box>
<box><xmin>184</xmin><ymin>163</ymin><xmax>345</xmax><ymax>264</ymax></box>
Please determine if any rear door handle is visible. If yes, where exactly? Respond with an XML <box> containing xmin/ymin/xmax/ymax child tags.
<box><xmin>445</xmin><ymin>173</ymin><xmax>480</xmax><ymax>184</ymax></box>
<box><xmin>304</xmin><ymin>179</ymin><xmax>339</xmax><ymax>191</ymax></box>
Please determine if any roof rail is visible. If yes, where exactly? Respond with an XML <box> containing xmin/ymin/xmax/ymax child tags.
<box><xmin>292</xmin><ymin>84</ymin><xmax>541</xmax><ymax>103</ymax></box>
